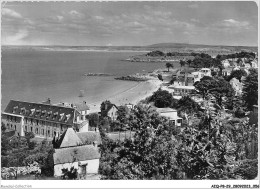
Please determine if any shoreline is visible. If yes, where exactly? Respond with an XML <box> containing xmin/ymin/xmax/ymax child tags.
<box><xmin>88</xmin><ymin>79</ymin><xmax>162</xmax><ymax>113</ymax></box>
<box><xmin>87</xmin><ymin>67</ymin><xmax>180</xmax><ymax>113</ymax></box>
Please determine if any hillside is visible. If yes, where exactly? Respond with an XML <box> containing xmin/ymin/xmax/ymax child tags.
<box><xmin>146</xmin><ymin>43</ymin><xmax>258</xmax><ymax>53</ymax></box>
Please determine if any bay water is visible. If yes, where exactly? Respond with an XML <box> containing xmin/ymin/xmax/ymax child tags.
<box><xmin>1</xmin><ymin>48</ymin><xmax>169</xmax><ymax>110</ymax></box>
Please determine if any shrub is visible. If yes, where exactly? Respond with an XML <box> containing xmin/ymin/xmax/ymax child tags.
<box><xmin>234</xmin><ymin>159</ymin><xmax>258</xmax><ymax>179</ymax></box>
<box><xmin>149</xmin><ymin>88</ymin><xmax>173</xmax><ymax>108</ymax></box>
<box><xmin>234</xmin><ymin>108</ymin><xmax>245</xmax><ymax>118</ymax></box>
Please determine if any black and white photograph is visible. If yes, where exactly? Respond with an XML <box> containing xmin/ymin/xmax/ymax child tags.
<box><xmin>1</xmin><ymin>0</ymin><xmax>259</xmax><ymax>188</ymax></box>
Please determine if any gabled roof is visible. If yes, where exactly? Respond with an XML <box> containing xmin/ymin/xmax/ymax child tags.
<box><xmin>53</xmin><ymin>145</ymin><xmax>100</xmax><ymax>165</ymax></box>
<box><xmin>76</xmin><ymin>132</ymin><xmax>101</xmax><ymax>145</ymax></box>
<box><xmin>102</xmin><ymin>104</ymin><xmax>118</xmax><ymax>116</ymax></box>
<box><xmin>3</xmin><ymin>100</ymin><xmax>78</xmax><ymax>125</ymax></box>
<box><xmin>57</xmin><ymin>128</ymin><xmax>83</xmax><ymax>148</ymax></box>
<box><xmin>73</xmin><ymin>102</ymin><xmax>90</xmax><ymax>111</ymax></box>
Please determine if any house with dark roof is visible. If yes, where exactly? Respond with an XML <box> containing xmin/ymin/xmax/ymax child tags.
<box><xmin>1</xmin><ymin>99</ymin><xmax>88</xmax><ymax>138</ymax></box>
<box><xmin>101</xmin><ymin>102</ymin><xmax>118</xmax><ymax>121</ymax></box>
<box><xmin>53</xmin><ymin>128</ymin><xmax>100</xmax><ymax>178</ymax></box>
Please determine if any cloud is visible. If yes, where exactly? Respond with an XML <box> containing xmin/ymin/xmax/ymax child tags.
<box><xmin>191</xmin><ymin>18</ymin><xmax>199</xmax><ymax>23</ymax></box>
<box><xmin>188</xmin><ymin>4</ymin><xmax>199</xmax><ymax>9</ymax></box>
<box><xmin>223</xmin><ymin>19</ymin><xmax>249</xmax><ymax>27</ymax></box>
<box><xmin>69</xmin><ymin>10</ymin><xmax>84</xmax><ymax>18</ymax></box>
<box><xmin>94</xmin><ymin>16</ymin><xmax>104</xmax><ymax>20</ymax></box>
<box><xmin>2</xmin><ymin>8</ymin><xmax>22</xmax><ymax>18</ymax></box>
<box><xmin>57</xmin><ymin>15</ymin><xmax>64</xmax><ymax>21</ymax></box>
<box><xmin>211</xmin><ymin>19</ymin><xmax>251</xmax><ymax>30</ymax></box>
<box><xmin>2</xmin><ymin>29</ymin><xmax>28</xmax><ymax>45</ymax></box>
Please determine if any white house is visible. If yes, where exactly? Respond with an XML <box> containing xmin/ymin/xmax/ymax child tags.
<box><xmin>101</xmin><ymin>103</ymin><xmax>118</xmax><ymax>121</ymax></box>
<box><xmin>199</xmin><ymin>68</ymin><xmax>211</xmax><ymax>77</ymax></box>
<box><xmin>222</xmin><ymin>68</ymin><xmax>233</xmax><ymax>76</ymax></box>
<box><xmin>222</xmin><ymin>59</ymin><xmax>230</xmax><ymax>68</ymax></box>
<box><xmin>251</xmin><ymin>59</ymin><xmax>258</xmax><ymax>68</ymax></box>
<box><xmin>169</xmin><ymin>85</ymin><xmax>195</xmax><ymax>95</ymax></box>
<box><xmin>156</xmin><ymin>108</ymin><xmax>182</xmax><ymax>127</ymax></box>
<box><xmin>53</xmin><ymin>128</ymin><xmax>100</xmax><ymax>178</ymax></box>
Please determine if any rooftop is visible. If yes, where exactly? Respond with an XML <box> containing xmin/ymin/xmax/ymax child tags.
<box><xmin>3</xmin><ymin>100</ymin><xmax>78</xmax><ymax>125</ymax></box>
<box><xmin>53</xmin><ymin>145</ymin><xmax>100</xmax><ymax>165</ymax></box>
<box><xmin>56</xmin><ymin>128</ymin><xmax>83</xmax><ymax>148</ymax></box>
<box><xmin>76</xmin><ymin>132</ymin><xmax>101</xmax><ymax>145</ymax></box>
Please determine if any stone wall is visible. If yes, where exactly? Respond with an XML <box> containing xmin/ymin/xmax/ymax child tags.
<box><xmin>1</xmin><ymin>162</ymin><xmax>41</xmax><ymax>180</ymax></box>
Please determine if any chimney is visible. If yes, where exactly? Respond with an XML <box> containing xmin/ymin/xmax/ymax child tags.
<box><xmin>93</xmin><ymin>141</ymin><xmax>98</xmax><ymax>148</ymax></box>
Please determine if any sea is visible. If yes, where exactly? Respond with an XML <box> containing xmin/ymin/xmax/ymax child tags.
<box><xmin>1</xmin><ymin>47</ymin><xmax>178</xmax><ymax>110</ymax></box>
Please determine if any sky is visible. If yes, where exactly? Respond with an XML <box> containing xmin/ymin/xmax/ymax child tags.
<box><xmin>1</xmin><ymin>1</ymin><xmax>258</xmax><ymax>46</ymax></box>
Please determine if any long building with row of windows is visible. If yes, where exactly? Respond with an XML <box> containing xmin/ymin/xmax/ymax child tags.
<box><xmin>1</xmin><ymin>99</ymin><xmax>90</xmax><ymax>138</ymax></box>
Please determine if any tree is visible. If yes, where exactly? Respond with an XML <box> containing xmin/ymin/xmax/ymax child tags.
<box><xmin>176</xmin><ymin>96</ymin><xmax>201</xmax><ymax>125</ymax></box>
<box><xmin>157</xmin><ymin>74</ymin><xmax>163</xmax><ymax>81</ymax></box>
<box><xmin>194</xmin><ymin>76</ymin><xmax>215</xmax><ymax>99</ymax></box>
<box><xmin>165</xmin><ymin>62</ymin><xmax>173</xmax><ymax>72</ymax></box>
<box><xmin>149</xmin><ymin>88</ymin><xmax>174</xmax><ymax>108</ymax></box>
<box><xmin>1</xmin><ymin>122</ymin><xmax>6</xmax><ymax>132</ymax></box>
<box><xmin>195</xmin><ymin>77</ymin><xmax>234</xmax><ymax>107</ymax></box>
<box><xmin>242</xmin><ymin>68</ymin><xmax>258</xmax><ymax>111</ymax></box>
<box><xmin>89</xmin><ymin>113</ymin><xmax>99</xmax><ymax>127</ymax></box>
<box><xmin>179</xmin><ymin>60</ymin><xmax>186</xmax><ymax>67</ymax></box>
<box><xmin>100</xmin><ymin>100</ymin><xmax>112</xmax><ymax>117</ymax></box>
<box><xmin>228</xmin><ymin>69</ymin><xmax>247</xmax><ymax>82</ymax></box>
<box><xmin>25</xmin><ymin>132</ymin><xmax>35</xmax><ymax>147</ymax></box>
<box><xmin>99</xmin><ymin>104</ymin><xmax>184</xmax><ymax>180</ymax></box>
<box><xmin>187</xmin><ymin>59</ymin><xmax>192</xmax><ymax>67</ymax></box>
<box><xmin>146</xmin><ymin>50</ymin><xmax>165</xmax><ymax>57</ymax></box>
<box><xmin>210</xmin><ymin>77</ymin><xmax>235</xmax><ymax>107</ymax></box>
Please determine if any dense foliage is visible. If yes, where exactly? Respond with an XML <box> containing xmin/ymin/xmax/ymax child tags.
<box><xmin>98</xmin><ymin>103</ymin><xmax>258</xmax><ymax>180</ymax></box>
<box><xmin>146</xmin><ymin>50</ymin><xmax>165</xmax><ymax>57</ymax></box>
<box><xmin>149</xmin><ymin>88</ymin><xmax>175</xmax><ymax>108</ymax></box>
<box><xmin>165</xmin><ymin>62</ymin><xmax>173</xmax><ymax>71</ymax></box>
<box><xmin>242</xmin><ymin>68</ymin><xmax>258</xmax><ymax>111</ymax></box>
<box><xmin>195</xmin><ymin>76</ymin><xmax>235</xmax><ymax>107</ymax></box>
<box><xmin>89</xmin><ymin>113</ymin><xmax>99</xmax><ymax>127</ymax></box>
<box><xmin>1</xmin><ymin>123</ymin><xmax>54</xmax><ymax>177</ymax></box>
<box><xmin>228</xmin><ymin>69</ymin><xmax>247</xmax><ymax>82</ymax></box>
<box><xmin>216</xmin><ymin>52</ymin><xmax>256</xmax><ymax>61</ymax></box>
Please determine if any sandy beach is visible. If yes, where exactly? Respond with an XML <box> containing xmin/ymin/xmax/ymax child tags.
<box><xmin>88</xmin><ymin>79</ymin><xmax>162</xmax><ymax>113</ymax></box>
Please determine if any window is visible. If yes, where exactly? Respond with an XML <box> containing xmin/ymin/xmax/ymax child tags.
<box><xmin>11</xmin><ymin>124</ymin><xmax>13</xmax><ymax>129</ymax></box>
<box><xmin>42</xmin><ymin>129</ymin><xmax>44</xmax><ymax>135</ymax></box>
<box><xmin>15</xmin><ymin>125</ymin><xmax>16</xmax><ymax>130</ymax></box>
<box><xmin>36</xmin><ymin>120</ymin><xmax>39</xmax><ymax>125</ymax></box>
<box><xmin>36</xmin><ymin>128</ymin><xmax>38</xmax><ymax>134</ymax></box>
<box><xmin>48</xmin><ymin>130</ymin><xmax>50</xmax><ymax>137</ymax></box>
<box><xmin>81</xmin><ymin>115</ymin><xmax>84</xmax><ymax>120</ymax></box>
<box><xmin>31</xmin><ymin>127</ymin><xmax>33</xmax><ymax>132</ymax></box>
<box><xmin>25</xmin><ymin>126</ymin><xmax>27</xmax><ymax>132</ymax></box>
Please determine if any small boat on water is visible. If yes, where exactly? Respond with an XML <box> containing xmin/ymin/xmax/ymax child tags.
<box><xmin>79</xmin><ymin>90</ymin><xmax>85</xmax><ymax>97</ymax></box>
